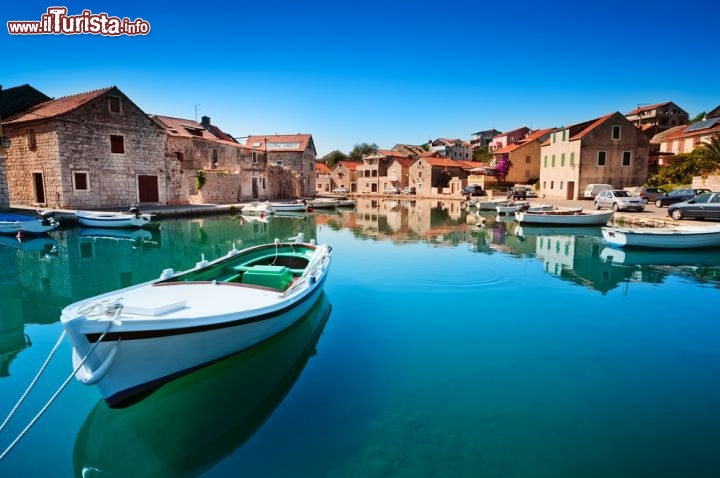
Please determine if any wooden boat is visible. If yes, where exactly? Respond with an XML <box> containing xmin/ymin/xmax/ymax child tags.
<box><xmin>268</xmin><ymin>201</ymin><xmax>308</xmax><ymax>213</ymax></box>
<box><xmin>601</xmin><ymin>224</ymin><xmax>720</xmax><ymax>249</ymax></box>
<box><xmin>515</xmin><ymin>209</ymin><xmax>613</xmax><ymax>226</ymax></box>
<box><xmin>72</xmin><ymin>293</ymin><xmax>331</xmax><ymax>473</ymax></box>
<box><xmin>76</xmin><ymin>208</ymin><xmax>153</xmax><ymax>228</ymax></box>
<box><xmin>240</xmin><ymin>201</ymin><xmax>275</xmax><ymax>215</ymax></box>
<box><xmin>302</xmin><ymin>198</ymin><xmax>340</xmax><ymax>209</ymax></box>
<box><xmin>475</xmin><ymin>199</ymin><xmax>511</xmax><ymax>210</ymax></box>
<box><xmin>60</xmin><ymin>233</ymin><xmax>331</xmax><ymax>407</ymax></box>
<box><xmin>0</xmin><ymin>211</ymin><xmax>58</xmax><ymax>235</ymax></box>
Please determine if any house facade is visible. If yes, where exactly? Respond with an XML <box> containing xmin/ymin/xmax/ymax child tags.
<box><xmin>386</xmin><ymin>157</ymin><xmax>414</xmax><ymax>190</ymax></box>
<box><xmin>357</xmin><ymin>150</ymin><xmax>408</xmax><ymax>193</ymax></box>
<box><xmin>489</xmin><ymin>127</ymin><xmax>531</xmax><ymax>152</ymax></box>
<box><xmin>470</xmin><ymin>129</ymin><xmax>501</xmax><ymax>150</ymax></box>
<box><xmin>3</xmin><ymin>86</ymin><xmax>168</xmax><ymax>208</ymax></box>
<box><xmin>408</xmin><ymin>157</ymin><xmax>474</xmax><ymax>196</ymax></box>
<box><xmin>655</xmin><ymin>109</ymin><xmax>720</xmax><ymax>156</ymax></box>
<box><xmin>491</xmin><ymin>128</ymin><xmax>554</xmax><ymax>185</ymax></box>
<box><xmin>625</xmin><ymin>102</ymin><xmax>688</xmax><ymax>136</ymax></box>
<box><xmin>539</xmin><ymin>112</ymin><xmax>649</xmax><ymax>200</ymax></box>
<box><xmin>151</xmin><ymin>115</ymin><xmax>268</xmax><ymax>204</ymax></box>
<box><xmin>427</xmin><ymin>138</ymin><xmax>472</xmax><ymax>160</ymax></box>
<box><xmin>330</xmin><ymin>160</ymin><xmax>359</xmax><ymax>193</ymax></box>
<box><xmin>315</xmin><ymin>162</ymin><xmax>331</xmax><ymax>194</ymax></box>
<box><xmin>245</xmin><ymin>134</ymin><xmax>317</xmax><ymax>198</ymax></box>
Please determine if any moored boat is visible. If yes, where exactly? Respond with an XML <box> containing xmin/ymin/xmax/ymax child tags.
<box><xmin>475</xmin><ymin>199</ymin><xmax>511</xmax><ymax>210</ymax></box>
<box><xmin>76</xmin><ymin>208</ymin><xmax>153</xmax><ymax>229</ymax></box>
<box><xmin>0</xmin><ymin>211</ymin><xmax>58</xmax><ymax>235</ymax></box>
<box><xmin>60</xmin><ymin>233</ymin><xmax>332</xmax><ymax>407</ymax></box>
<box><xmin>601</xmin><ymin>224</ymin><xmax>720</xmax><ymax>249</ymax></box>
<box><xmin>240</xmin><ymin>201</ymin><xmax>275</xmax><ymax>215</ymax></box>
<box><xmin>515</xmin><ymin>209</ymin><xmax>613</xmax><ymax>226</ymax></box>
<box><xmin>268</xmin><ymin>201</ymin><xmax>308</xmax><ymax>213</ymax></box>
<box><xmin>303</xmin><ymin>198</ymin><xmax>340</xmax><ymax>209</ymax></box>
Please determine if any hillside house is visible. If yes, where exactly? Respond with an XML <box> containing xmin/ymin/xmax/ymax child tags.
<box><xmin>470</xmin><ymin>129</ymin><xmax>501</xmax><ymax>150</ymax></box>
<box><xmin>330</xmin><ymin>160</ymin><xmax>360</xmax><ymax>193</ymax></box>
<box><xmin>539</xmin><ymin>112</ymin><xmax>649</xmax><ymax>200</ymax></box>
<box><xmin>427</xmin><ymin>138</ymin><xmax>472</xmax><ymax>160</ymax></box>
<box><xmin>491</xmin><ymin>128</ymin><xmax>554</xmax><ymax>185</ymax></box>
<box><xmin>654</xmin><ymin>108</ymin><xmax>720</xmax><ymax>156</ymax></box>
<box><xmin>625</xmin><ymin>102</ymin><xmax>688</xmax><ymax>137</ymax></box>
<box><xmin>489</xmin><ymin>127</ymin><xmax>531</xmax><ymax>152</ymax></box>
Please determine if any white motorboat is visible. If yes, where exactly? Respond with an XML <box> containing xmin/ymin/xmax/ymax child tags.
<box><xmin>60</xmin><ymin>234</ymin><xmax>331</xmax><ymax>407</ymax></box>
<box><xmin>240</xmin><ymin>201</ymin><xmax>275</xmax><ymax>215</ymax></box>
<box><xmin>515</xmin><ymin>209</ymin><xmax>613</xmax><ymax>226</ymax></box>
<box><xmin>0</xmin><ymin>211</ymin><xmax>58</xmax><ymax>235</ymax></box>
<box><xmin>302</xmin><ymin>198</ymin><xmax>340</xmax><ymax>209</ymax></box>
<box><xmin>601</xmin><ymin>224</ymin><xmax>720</xmax><ymax>249</ymax></box>
<box><xmin>268</xmin><ymin>201</ymin><xmax>308</xmax><ymax>213</ymax></box>
<box><xmin>76</xmin><ymin>208</ymin><xmax>153</xmax><ymax>228</ymax></box>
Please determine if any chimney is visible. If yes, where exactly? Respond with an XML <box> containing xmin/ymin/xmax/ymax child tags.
<box><xmin>200</xmin><ymin>116</ymin><xmax>211</xmax><ymax>128</ymax></box>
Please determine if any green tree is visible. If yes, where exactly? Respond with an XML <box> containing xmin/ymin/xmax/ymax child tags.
<box><xmin>472</xmin><ymin>147</ymin><xmax>493</xmax><ymax>163</ymax></box>
<box><xmin>324</xmin><ymin>150</ymin><xmax>347</xmax><ymax>168</ymax></box>
<box><xmin>696</xmin><ymin>132</ymin><xmax>720</xmax><ymax>172</ymax></box>
<box><xmin>689</xmin><ymin>112</ymin><xmax>707</xmax><ymax>123</ymax></box>
<box><xmin>348</xmin><ymin>143</ymin><xmax>379</xmax><ymax>161</ymax></box>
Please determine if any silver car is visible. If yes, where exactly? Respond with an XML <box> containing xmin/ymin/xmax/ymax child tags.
<box><xmin>594</xmin><ymin>189</ymin><xmax>645</xmax><ymax>212</ymax></box>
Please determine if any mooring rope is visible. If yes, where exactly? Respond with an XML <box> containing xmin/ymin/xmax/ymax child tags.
<box><xmin>0</xmin><ymin>306</ymin><xmax>120</xmax><ymax>462</ymax></box>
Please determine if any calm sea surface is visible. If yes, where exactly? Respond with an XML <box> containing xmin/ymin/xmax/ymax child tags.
<box><xmin>1</xmin><ymin>199</ymin><xmax>719</xmax><ymax>477</ymax></box>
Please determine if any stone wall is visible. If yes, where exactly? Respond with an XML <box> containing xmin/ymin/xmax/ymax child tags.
<box><xmin>692</xmin><ymin>174</ymin><xmax>720</xmax><ymax>191</ymax></box>
<box><xmin>188</xmin><ymin>170</ymin><xmax>241</xmax><ymax>204</ymax></box>
<box><xmin>0</xmin><ymin>158</ymin><xmax>9</xmax><ymax>210</ymax></box>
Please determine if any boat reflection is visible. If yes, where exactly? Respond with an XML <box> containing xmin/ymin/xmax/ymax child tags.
<box><xmin>600</xmin><ymin>246</ymin><xmax>720</xmax><ymax>267</ymax></box>
<box><xmin>78</xmin><ymin>227</ymin><xmax>159</xmax><ymax>248</ymax></box>
<box><xmin>72</xmin><ymin>293</ymin><xmax>331</xmax><ymax>478</ymax></box>
<box><xmin>0</xmin><ymin>234</ymin><xmax>58</xmax><ymax>256</ymax></box>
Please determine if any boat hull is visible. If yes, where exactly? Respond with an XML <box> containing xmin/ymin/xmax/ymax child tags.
<box><xmin>76</xmin><ymin>211</ymin><xmax>152</xmax><ymax>228</ymax></box>
<box><xmin>516</xmin><ymin>210</ymin><xmax>613</xmax><ymax>226</ymax></box>
<box><xmin>601</xmin><ymin>225</ymin><xmax>720</xmax><ymax>249</ymax></box>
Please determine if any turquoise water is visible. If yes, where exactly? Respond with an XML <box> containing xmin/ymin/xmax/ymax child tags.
<box><xmin>1</xmin><ymin>201</ymin><xmax>720</xmax><ymax>477</ymax></box>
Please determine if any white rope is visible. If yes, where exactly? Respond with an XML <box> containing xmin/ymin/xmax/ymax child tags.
<box><xmin>0</xmin><ymin>330</ymin><xmax>66</xmax><ymax>434</ymax></box>
<box><xmin>0</xmin><ymin>307</ymin><xmax>120</xmax><ymax>462</ymax></box>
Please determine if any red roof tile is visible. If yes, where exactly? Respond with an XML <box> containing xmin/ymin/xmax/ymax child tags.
<box><xmin>5</xmin><ymin>87</ymin><xmax>113</xmax><ymax>124</ymax></box>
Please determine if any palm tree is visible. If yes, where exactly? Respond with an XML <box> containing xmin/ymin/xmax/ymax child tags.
<box><xmin>696</xmin><ymin>132</ymin><xmax>720</xmax><ymax>172</ymax></box>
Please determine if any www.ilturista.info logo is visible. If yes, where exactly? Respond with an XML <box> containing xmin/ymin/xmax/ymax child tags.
<box><xmin>7</xmin><ymin>7</ymin><xmax>151</xmax><ymax>36</ymax></box>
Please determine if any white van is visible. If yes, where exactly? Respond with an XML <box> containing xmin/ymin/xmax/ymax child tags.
<box><xmin>582</xmin><ymin>183</ymin><xmax>613</xmax><ymax>200</ymax></box>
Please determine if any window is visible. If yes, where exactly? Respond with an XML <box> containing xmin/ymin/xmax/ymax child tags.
<box><xmin>550</xmin><ymin>181</ymin><xmax>554</xmax><ymax>189</ymax></box>
<box><xmin>622</xmin><ymin>151</ymin><xmax>631</xmax><ymax>166</ymax></box>
<box><xmin>73</xmin><ymin>171</ymin><xmax>89</xmax><ymax>191</ymax></box>
<box><xmin>110</xmin><ymin>135</ymin><xmax>125</xmax><ymax>154</ymax></box>
<box><xmin>570</xmin><ymin>152</ymin><xmax>575</xmax><ymax>166</ymax></box>
<box><xmin>552</xmin><ymin>133</ymin><xmax>556</xmax><ymax>143</ymax></box>
<box><xmin>543</xmin><ymin>156</ymin><xmax>547</xmax><ymax>168</ymax></box>
<box><xmin>252</xmin><ymin>151</ymin><xmax>258</xmax><ymax>163</ymax></box>
<box><xmin>275</xmin><ymin>160</ymin><xmax>283</xmax><ymax>166</ymax></box>
<box><xmin>560</xmin><ymin>181</ymin><xmax>564</xmax><ymax>189</ymax></box>
<box><xmin>175</xmin><ymin>151</ymin><xmax>184</xmax><ymax>161</ymax></box>
<box><xmin>108</xmin><ymin>96</ymin><xmax>122</xmax><ymax>113</ymax></box>
<box><xmin>211</xmin><ymin>149</ymin><xmax>218</xmax><ymax>168</ymax></box>
<box><xmin>562</xmin><ymin>129</ymin><xmax>566</xmax><ymax>141</ymax></box>
<box><xmin>612</xmin><ymin>125</ymin><xmax>621</xmax><ymax>140</ymax></box>
<box><xmin>27</xmin><ymin>129</ymin><xmax>37</xmax><ymax>150</ymax></box>
<box><xmin>561</xmin><ymin>153</ymin><xmax>565</xmax><ymax>167</ymax></box>
<box><xmin>525</xmin><ymin>155</ymin><xmax>531</xmax><ymax>164</ymax></box>
<box><xmin>597</xmin><ymin>151</ymin><xmax>607</xmax><ymax>166</ymax></box>
<box><xmin>551</xmin><ymin>155</ymin><xmax>555</xmax><ymax>167</ymax></box>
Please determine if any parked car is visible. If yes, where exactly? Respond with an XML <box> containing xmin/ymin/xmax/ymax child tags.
<box><xmin>525</xmin><ymin>187</ymin><xmax>538</xmax><ymax>198</ymax></box>
<box><xmin>594</xmin><ymin>189</ymin><xmax>645</xmax><ymax>212</ymax></box>
<box><xmin>401</xmin><ymin>186</ymin><xmax>416</xmax><ymax>195</ymax></box>
<box><xmin>507</xmin><ymin>186</ymin><xmax>527</xmax><ymax>200</ymax></box>
<box><xmin>632</xmin><ymin>187</ymin><xmax>667</xmax><ymax>204</ymax></box>
<box><xmin>667</xmin><ymin>192</ymin><xmax>720</xmax><ymax>220</ymax></box>
<box><xmin>655</xmin><ymin>188</ymin><xmax>711</xmax><ymax>207</ymax></box>
<box><xmin>462</xmin><ymin>185</ymin><xmax>485</xmax><ymax>197</ymax></box>
<box><xmin>582</xmin><ymin>183</ymin><xmax>614</xmax><ymax>200</ymax></box>
<box><xmin>383</xmin><ymin>186</ymin><xmax>400</xmax><ymax>194</ymax></box>
<box><xmin>332</xmin><ymin>187</ymin><xmax>348</xmax><ymax>194</ymax></box>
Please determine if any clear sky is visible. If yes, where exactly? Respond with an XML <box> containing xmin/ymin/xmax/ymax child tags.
<box><xmin>3</xmin><ymin>0</ymin><xmax>718</xmax><ymax>157</ymax></box>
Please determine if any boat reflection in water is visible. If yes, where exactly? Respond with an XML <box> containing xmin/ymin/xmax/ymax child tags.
<box><xmin>72</xmin><ymin>293</ymin><xmax>331</xmax><ymax>477</ymax></box>
<box><xmin>600</xmin><ymin>246</ymin><xmax>720</xmax><ymax>267</ymax></box>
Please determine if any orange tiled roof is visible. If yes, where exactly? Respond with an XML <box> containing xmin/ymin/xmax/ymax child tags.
<box><xmin>4</xmin><ymin>87</ymin><xmax>113</xmax><ymax>124</ymax></box>
<box><xmin>422</xmin><ymin>157</ymin><xmax>475</xmax><ymax>169</ymax></box>
<box><xmin>246</xmin><ymin>134</ymin><xmax>313</xmax><ymax>152</ymax></box>
<box><xmin>570</xmin><ymin>112</ymin><xmax>616</xmax><ymax>140</ymax></box>
<box><xmin>315</xmin><ymin>163</ymin><xmax>331</xmax><ymax>173</ymax></box>
<box><xmin>626</xmin><ymin>102</ymin><xmax>670</xmax><ymax>116</ymax></box>
<box><xmin>337</xmin><ymin>160</ymin><xmax>359</xmax><ymax>170</ymax></box>
<box><xmin>152</xmin><ymin>115</ymin><xmax>216</xmax><ymax>140</ymax></box>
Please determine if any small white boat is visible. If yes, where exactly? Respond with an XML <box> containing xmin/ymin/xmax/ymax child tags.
<box><xmin>303</xmin><ymin>198</ymin><xmax>340</xmax><ymax>209</ymax></box>
<box><xmin>76</xmin><ymin>208</ymin><xmax>153</xmax><ymax>228</ymax></box>
<box><xmin>475</xmin><ymin>199</ymin><xmax>511</xmax><ymax>210</ymax></box>
<box><xmin>60</xmin><ymin>234</ymin><xmax>331</xmax><ymax>407</ymax></box>
<box><xmin>601</xmin><ymin>224</ymin><xmax>720</xmax><ymax>249</ymax></box>
<box><xmin>0</xmin><ymin>211</ymin><xmax>58</xmax><ymax>235</ymax></box>
<box><xmin>516</xmin><ymin>209</ymin><xmax>613</xmax><ymax>226</ymax></box>
<box><xmin>496</xmin><ymin>201</ymin><xmax>530</xmax><ymax>215</ymax></box>
<box><xmin>335</xmin><ymin>198</ymin><xmax>356</xmax><ymax>208</ymax></box>
<box><xmin>268</xmin><ymin>201</ymin><xmax>308</xmax><ymax>213</ymax></box>
<box><xmin>240</xmin><ymin>201</ymin><xmax>275</xmax><ymax>215</ymax></box>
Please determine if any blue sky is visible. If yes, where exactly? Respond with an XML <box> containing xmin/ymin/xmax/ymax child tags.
<box><xmin>3</xmin><ymin>0</ymin><xmax>718</xmax><ymax>157</ymax></box>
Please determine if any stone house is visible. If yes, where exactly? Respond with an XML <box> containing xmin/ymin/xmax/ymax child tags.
<box><xmin>150</xmin><ymin>115</ymin><xmax>269</xmax><ymax>204</ymax></box>
<box><xmin>408</xmin><ymin>157</ymin><xmax>475</xmax><ymax>196</ymax></box>
<box><xmin>488</xmin><ymin>127</ymin><xmax>531</xmax><ymax>152</ymax></box>
<box><xmin>315</xmin><ymin>162</ymin><xmax>331</xmax><ymax>194</ymax></box>
<box><xmin>330</xmin><ymin>160</ymin><xmax>360</xmax><ymax>193</ymax></box>
<box><xmin>386</xmin><ymin>157</ymin><xmax>414</xmax><ymax>190</ymax></box>
<box><xmin>539</xmin><ymin>112</ymin><xmax>649</xmax><ymax>200</ymax></box>
<box><xmin>357</xmin><ymin>150</ymin><xmax>409</xmax><ymax>193</ymax></box>
<box><xmin>245</xmin><ymin>134</ymin><xmax>317</xmax><ymax>198</ymax></box>
<box><xmin>0</xmin><ymin>85</ymin><xmax>54</xmax><ymax>210</ymax></box>
<box><xmin>491</xmin><ymin>128</ymin><xmax>554</xmax><ymax>185</ymax></box>
<box><xmin>2</xmin><ymin>86</ymin><xmax>167</xmax><ymax>208</ymax></box>
<box><xmin>391</xmin><ymin>144</ymin><xmax>426</xmax><ymax>157</ymax></box>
